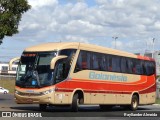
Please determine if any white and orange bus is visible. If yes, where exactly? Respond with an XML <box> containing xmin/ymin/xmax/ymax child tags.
<box><xmin>13</xmin><ymin>42</ymin><xmax>156</xmax><ymax>111</ymax></box>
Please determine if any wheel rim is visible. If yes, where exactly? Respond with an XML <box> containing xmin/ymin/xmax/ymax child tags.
<box><xmin>133</xmin><ymin>99</ymin><xmax>137</xmax><ymax>108</ymax></box>
<box><xmin>77</xmin><ymin>99</ymin><xmax>79</xmax><ymax>106</ymax></box>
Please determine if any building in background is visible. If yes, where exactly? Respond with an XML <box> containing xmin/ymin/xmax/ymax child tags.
<box><xmin>0</xmin><ymin>63</ymin><xmax>18</xmax><ymax>75</ymax></box>
<box><xmin>144</xmin><ymin>51</ymin><xmax>160</xmax><ymax>76</ymax></box>
<box><xmin>153</xmin><ymin>51</ymin><xmax>160</xmax><ymax>76</ymax></box>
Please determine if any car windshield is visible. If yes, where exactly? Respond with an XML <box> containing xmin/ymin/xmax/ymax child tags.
<box><xmin>16</xmin><ymin>52</ymin><xmax>57</xmax><ymax>88</ymax></box>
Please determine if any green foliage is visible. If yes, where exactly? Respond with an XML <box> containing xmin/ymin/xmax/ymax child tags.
<box><xmin>0</xmin><ymin>0</ymin><xmax>31</xmax><ymax>44</ymax></box>
<box><xmin>156</xmin><ymin>99</ymin><xmax>160</xmax><ymax>104</ymax></box>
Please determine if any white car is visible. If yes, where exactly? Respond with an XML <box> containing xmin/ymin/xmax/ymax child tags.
<box><xmin>0</xmin><ymin>87</ymin><xmax>9</xmax><ymax>94</ymax></box>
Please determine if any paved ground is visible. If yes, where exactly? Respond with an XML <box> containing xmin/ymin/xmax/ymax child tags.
<box><xmin>0</xmin><ymin>94</ymin><xmax>160</xmax><ymax>118</ymax></box>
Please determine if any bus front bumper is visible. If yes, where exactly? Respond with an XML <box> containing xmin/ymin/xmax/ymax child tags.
<box><xmin>15</xmin><ymin>92</ymin><xmax>55</xmax><ymax>104</ymax></box>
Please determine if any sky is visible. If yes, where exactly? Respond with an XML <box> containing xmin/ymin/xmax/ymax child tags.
<box><xmin>0</xmin><ymin>0</ymin><xmax>160</xmax><ymax>62</ymax></box>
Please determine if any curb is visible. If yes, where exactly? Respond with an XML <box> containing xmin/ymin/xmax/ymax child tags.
<box><xmin>153</xmin><ymin>104</ymin><xmax>160</xmax><ymax>106</ymax></box>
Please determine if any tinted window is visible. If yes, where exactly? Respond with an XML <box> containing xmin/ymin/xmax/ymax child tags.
<box><xmin>112</xmin><ymin>56</ymin><xmax>121</xmax><ymax>72</ymax></box>
<box><xmin>127</xmin><ymin>59</ymin><xmax>135</xmax><ymax>74</ymax></box>
<box><xmin>99</xmin><ymin>55</ymin><xmax>108</xmax><ymax>71</ymax></box>
<box><xmin>74</xmin><ymin>50</ymin><xmax>155</xmax><ymax>76</ymax></box>
<box><xmin>74</xmin><ymin>51</ymin><xmax>91</xmax><ymax>72</ymax></box>
<box><xmin>121</xmin><ymin>57</ymin><xmax>127</xmax><ymax>73</ymax></box>
<box><xmin>135</xmin><ymin>60</ymin><xmax>143</xmax><ymax>75</ymax></box>
<box><xmin>91</xmin><ymin>53</ymin><xmax>100</xmax><ymax>70</ymax></box>
<box><xmin>145</xmin><ymin>61</ymin><xmax>155</xmax><ymax>75</ymax></box>
<box><xmin>59</xmin><ymin>49</ymin><xmax>76</xmax><ymax>56</ymax></box>
<box><xmin>2</xmin><ymin>66</ymin><xmax>8</xmax><ymax>71</ymax></box>
<box><xmin>108</xmin><ymin>55</ymin><xmax>112</xmax><ymax>71</ymax></box>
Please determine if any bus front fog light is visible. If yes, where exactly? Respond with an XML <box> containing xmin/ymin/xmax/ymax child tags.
<box><xmin>48</xmin><ymin>97</ymin><xmax>51</xmax><ymax>101</ymax></box>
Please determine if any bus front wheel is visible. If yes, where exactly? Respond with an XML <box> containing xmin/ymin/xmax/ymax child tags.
<box><xmin>71</xmin><ymin>93</ymin><xmax>79</xmax><ymax>112</ymax></box>
<box><xmin>130</xmin><ymin>95</ymin><xmax>139</xmax><ymax>111</ymax></box>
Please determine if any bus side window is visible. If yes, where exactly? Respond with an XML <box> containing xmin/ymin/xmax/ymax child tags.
<box><xmin>112</xmin><ymin>56</ymin><xmax>121</xmax><ymax>72</ymax></box>
<box><xmin>108</xmin><ymin>55</ymin><xmax>112</xmax><ymax>71</ymax></box>
<box><xmin>142</xmin><ymin>62</ymin><xmax>146</xmax><ymax>75</ymax></box>
<box><xmin>91</xmin><ymin>53</ymin><xmax>100</xmax><ymax>70</ymax></box>
<box><xmin>121</xmin><ymin>57</ymin><xmax>127</xmax><ymax>73</ymax></box>
<box><xmin>145</xmin><ymin>61</ymin><xmax>155</xmax><ymax>76</ymax></box>
<box><xmin>86</xmin><ymin>52</ymin><xmax>91</xmax><ymax>69</ymax></box>
<box><xmin>74</xmin><ymin>52</ymin><xmax>82</xmax><ymax>72</ymax></box>
<box><xmin>74</xmin><ymin>51</ymin><xmax>91</xmax><ymax>72</ymax></box>
<box><xmin>100</xmin><ymin>55</ymin><xmax>108</xmax><ymax>71</ymax></box>
<box><xmin>135</xmin><ymin>60</ymin><xmax>144</xmax><ymax>75</ymax></box>
<box><xmin>127</xmin><ymin>59</ymin><xmax>133</xmax><ymax>74</ymax></box>
<box><xmin>81</xmin><ymin>51</ymin><xmax>87</xmax><ymax>69</ymax></box>
<box><xmin>132</xmin><ymin>60</ymin><xmax>136</xmax><ymax>74</ymax></box>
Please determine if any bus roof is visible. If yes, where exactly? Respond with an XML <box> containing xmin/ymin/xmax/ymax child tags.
<box><xmin>24</xmin><ymin>42</ymin><xmax>79</xmax><ymax>52</ymax></box>
<box><xmin>24</xmin><ymin>42</ymin><xmax>153</xmax><ymax>61</ymax></box>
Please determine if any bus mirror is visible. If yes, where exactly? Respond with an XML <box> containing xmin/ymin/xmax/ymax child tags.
<box><xmin>9</xmin><ymin>57</ymin><xmax>20</xmax><ymax>71</ymax></box>
<box><xmin>50</xmin><ymin>55</ymin><xmax>67</xmax><ymax>69</ymax></box>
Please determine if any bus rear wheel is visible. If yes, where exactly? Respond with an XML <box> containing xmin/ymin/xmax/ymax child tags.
<box><xmin>39</xmin><ymin>104</ymin><xmax>47</xmax><ymax>111</ymax></box>
<box><xmin>71</xmin><ymin>93</ymin><xmax>79</xmax><ymax>112</ymax></box>
<box><xmin>129</xmin><ymin>95</ymin><xmax>139</xmax><ymax>111</ymax></box>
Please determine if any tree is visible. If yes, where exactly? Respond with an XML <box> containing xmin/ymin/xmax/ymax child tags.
<box><xmin>0</xmin><ymin>0</ymin><xmax>31</xmax><ymax>44</ymax></box>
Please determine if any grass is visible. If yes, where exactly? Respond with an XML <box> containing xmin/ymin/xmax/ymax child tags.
<box><xmin>0</xmin><ymin>76</ymin><xmax>15</xmax><ymax>94</ymax></box>
<box><xmin>156</xmin><ymin>99</ymin><xmax>160</xmax><ymax>104</ymax></box>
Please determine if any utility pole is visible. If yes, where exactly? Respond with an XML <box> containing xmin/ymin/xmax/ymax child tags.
<box><xmin>152</xmin><ymin>38</ymin><xmax>155</xmax><ymax>58</ymax></box>
<box><xmin>112</xmin><ymin>36</ymin><xmax>118</xmax><ymax>49</ymax></box>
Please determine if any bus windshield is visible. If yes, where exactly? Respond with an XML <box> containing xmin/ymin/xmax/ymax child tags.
<box><xmin>16</xmin><ymin>52</ymin><xmax>57</xmax><ymax>88</ymax></box>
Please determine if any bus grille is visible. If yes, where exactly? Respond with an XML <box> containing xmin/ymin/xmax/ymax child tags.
<box><xmin>17</xmin><ymin>92</ymin><xmax>43</xmax><ymax>96</ymax></box>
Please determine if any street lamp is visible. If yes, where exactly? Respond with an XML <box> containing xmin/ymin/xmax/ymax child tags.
<box><xmin>152</xmin><ymin>38</ymin><xmax>155</xmax><ymax>58</ymax></box>
<box><xmin>112</xmin><ymin>36</ymin><xmax>118</xmax><ymax>49</ymax></box>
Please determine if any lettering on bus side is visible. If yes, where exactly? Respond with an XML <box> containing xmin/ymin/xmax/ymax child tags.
<box><xmin>89</xmin><ymin>72</ymin><xmax>127</xmax><ymax>82</ymax></box>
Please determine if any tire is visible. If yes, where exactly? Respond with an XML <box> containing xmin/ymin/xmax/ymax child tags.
<box><xmin>129</xmin><ymin>95</ymin><xmax>139</xmax><ymax>111</ymax></box>
<box><xmin>39</xmin><ymin>104</ymin><xmax>47</xmax><ymax>111</ymax></box>
<box><xmin>71</xmin><ymin>93</ymin><xmax>79</xmax><ymax>112</ymax></box>
<box><xmin>99</xmin><ymin>105</ymin><xmax>113</xmax><ymax>111</ymax></box>
<box><xmin>4</xmin><ymin>91</ymin><xmax>7</xmax><ymax>94</ymax></box>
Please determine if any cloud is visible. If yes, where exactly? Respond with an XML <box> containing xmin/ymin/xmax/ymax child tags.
<box><xmin>28</xmin><ymin>0</ymin><xmax>58</xmax><ymax>9</ymax></box>
<box><xmin>154</xmin><ymin>21</ymin><xmax>160</xmax><ymax>30</ymax></box>
<box><xmin>1</xmin><ymin>0</ymin><xmax>160</xmax><ymax>62</ymax></box>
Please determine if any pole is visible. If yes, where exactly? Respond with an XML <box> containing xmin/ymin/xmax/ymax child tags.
<box><xmin>112</xmin><ymin>37</ymin><xmax>118</xmax><ymax>49</ymax></box>
<box><xmin>152</xmin><ymin>38</ymin><xmax>155</xmax><ymax>58</ymax></box>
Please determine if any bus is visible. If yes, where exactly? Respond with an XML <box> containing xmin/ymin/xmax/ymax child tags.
<box><xmin>13</xmin><ymin>42</ymin><xmax>156</xmax><ymax>112</ymax></box>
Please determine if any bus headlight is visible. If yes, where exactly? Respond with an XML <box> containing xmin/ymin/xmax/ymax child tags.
<box><xmin>15</xmin><ymin>90</ymin><xmax>20</xmax><ymax>94</ymax></box>
<box><xmin>42</xmin><ymin>89</ymin><xmax>55</xmax><ymax>95</ymax></box>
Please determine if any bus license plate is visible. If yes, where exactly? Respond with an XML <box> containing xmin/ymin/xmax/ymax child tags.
<box><xmin>26</xmin><ymin>98</ymin><xmax>33</xmax><ymax>102</ymax></box>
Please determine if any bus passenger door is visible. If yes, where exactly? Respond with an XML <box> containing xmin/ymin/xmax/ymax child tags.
<box><xmin>54</xmin><ymin>58</ymin><xmax>70</xmax><ymax>104</ymax></box>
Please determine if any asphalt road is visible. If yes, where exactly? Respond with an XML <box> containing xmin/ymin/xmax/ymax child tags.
<box><xmin>0</xmin><ymin>94</ymin><xmax>160</xmax><ymax>118</ymax></box>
